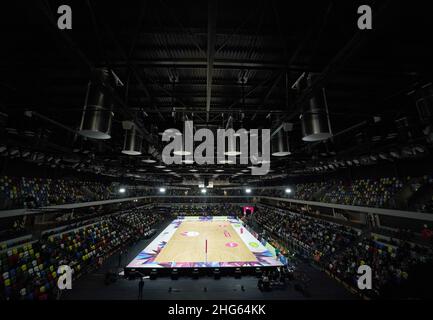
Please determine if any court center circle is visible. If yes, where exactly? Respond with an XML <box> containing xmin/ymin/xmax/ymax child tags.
<box><xmin>181</xmin><ymin>231</ymin><xmax>200</xmax><ymax>237</ymax></box>
<box><xmin>225</xmin><ymin>242</ymin><xmax>239</xmax><ymax>248</ymax></box>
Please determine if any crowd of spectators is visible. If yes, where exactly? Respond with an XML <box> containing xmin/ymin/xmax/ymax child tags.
<box><xmin>161</xmin><ymin>189</ymin><xmax>242</xmax><ymax>196</ymax></box>
<box><xmin>421</xmin><ymin>199</ymin><xmax>433</xmax><ymax>213</ymax></box>
<box><xmin>253</xmin><ymin>205</ymin><xmax>359</xmax><ymax>261</ymax></box>
<box><xmin>0</xmin><ymin>176</ymin><xmax>114</xmax><ymax>210</ymax></box>
<box><xmin>257</xmin><ymin>189</ymin><xmax>285</xmax><ymax>197</ymax></box>
<box><xmin>0</xmin><ymin>216</ymin><xmax>27</xmax><ymax>242</ymax></box>
<box><xmin>256</xmin><ymin>175</ymin><xmax>433</xmax><ymax>210</ymax></box>
<box><xmin>327</xmin><ymin>236</ymin><xmax>433</xmax><ymax>298</ymax></box>
<box><xmin>112</xmin><ymin>208</ymin><xmax>161</xmax><ymax>239</ymax></box>
<box><xmin>292</xmin><ymin>182</ymin><xmax>328</xmax><ymax>201</ymax></box>
<box><xmin>252</xmin><ymin>204</ymin><xmax>433</xmax><ymax>299</ymax></box>
<box><xmin>2</xmin><ymin>173</ymin><xmax>433</xmax><ymax>213</ymax></box>
<box><xmin>172</xmin><ymin>204</ymin><xmax>242</xmax><ymax>217</ymax></box>
<box><xmin>410</xmin><ymin>175</ymin><xmax>433</xmax><ymax>213</ymax></box>
<box><xmin>0</xmin><ymin>208</ymin><xmax>162</xmax><ymax>300</ymax></box>
<box><xmin>320</xmin><ymin>177</ymin><xmax>406</xmax><ymax>208</ymax></box>
<box><xmin>156</xmin><ymin>197</ymin><xmax>251</xmax><ymax>204</ymax></box>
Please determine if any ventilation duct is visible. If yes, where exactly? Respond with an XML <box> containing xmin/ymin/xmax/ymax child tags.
<box><xmin>301</xmin><ymin>75</ymin><xmax>332</xmax><ymax>142</ymax></box>
<box><xmin>79</xmin><ymin>68</ymin><xmax>114</xmax><ymax>140</ymax></box>
<box><xmin>122</xmin><ymin>122</ymin><xmax>142</xmax><ymax>155</ymax></box>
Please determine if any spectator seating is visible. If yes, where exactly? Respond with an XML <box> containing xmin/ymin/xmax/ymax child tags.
<box><xmin>252</xmin><ymin>204</ymin><xmax>433</xmax><ymax>299</ymax></box>
<box><xmin>253</xmin><ymin>205</ymin><xmax>359</xmax><ymax>261</ymax></box>
<box><xmin>172</xmin><ymin>204</ymin><xmax>241</xmax><ymax>217</ymax></box>
<box><xmin>327</xmin><ymin>235</ymin><xmax>433</xmax><ymax>298</ymax></box>
<box><xmin>0</xmin><ymin>209</ymin><xmax>162</xmax><ymax>300</ymax></box>
<box><xmin>321</xmin><ymin>177</ymin><xmax>406</xmax><ymax>208</ymax></box>
<box><xmin>0</xmin><ymin>176</ymin><xmax>114</xmax><ymax>210</ymax></box>
<box><xmin>257</xmin><ymin>176</ymin><xmax>418</xmax><ymax>209</ymax></box>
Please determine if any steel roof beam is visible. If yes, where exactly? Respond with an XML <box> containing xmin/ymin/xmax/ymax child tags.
<box><xmin>206</xmin><ymin>0</ymin><xmax>217</xmax><ymax>122</ymax></box>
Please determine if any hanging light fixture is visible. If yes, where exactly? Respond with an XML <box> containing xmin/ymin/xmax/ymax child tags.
<box><xmin>250</xmin><ymin>132</ymin><xmax>271</xmax><ymax>164</ymax></box>
<box><xmin>271</xmin><ymin>126</ymin><xmax>291</xmax><ymax>156</ymax></box>
<box><xmin>173</xmin><ymin>134</ymin><xmax>192</xmax><ymax>156</ymax></box>
<box><xmin>218</xmin><ymin>159</ymin><xmax>234</xmax><ymax>164</ymax></box>
<box><xmin>225</xmin><ymin>136</ymin><xmax>241</xmax><ymax>156</ymax></box>
<box><xmin>122</xmin><ymin>121</ymin><xmax>142</xmax><ymax>155</ymax></box>
<box><xmin>79</xmin><ymin>68</ymin><xmax>114</xmax><ymax>140</ymax></box>
<box><xmin>174</xmin><ymin>120</ymin><xmax>193</xmax><ymax>156</ymax></box>
<box><xmin>224</xmin><ymin>117</ymin><xmax>242</xmax><ymax>156</ymax></box>
<box><xmin>301</xmin><ymin>74</ymin><xmax>332</xmax><ymax>142</ymax></box>
<box><xmin>142</xmin><ymin>158</ymin><xmax>156</xmax><ymax>163</ymax></box>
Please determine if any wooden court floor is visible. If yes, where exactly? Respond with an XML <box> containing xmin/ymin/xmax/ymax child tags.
<box><xmin>155</xmin><ymin>220</ymin><xmax>257</xmax><ymax>263</ymax></box>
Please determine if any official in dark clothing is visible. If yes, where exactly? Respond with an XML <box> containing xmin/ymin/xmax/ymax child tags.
<box><xmin>138</xmin><ymin>278</ymin><xmax>145</xmax><ymax>300</ymax></box>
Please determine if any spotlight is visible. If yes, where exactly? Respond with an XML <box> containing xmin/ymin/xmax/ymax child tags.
<box><xmin>378</xmin><ymin>153</ymin><xmax>388</xmax><ymax>160</ymax></box>
<box><xmin>271</xmin><ymin>128</ymin><xmax>291</xmax><ymax>156</ymax></box>
<box><xmin>414</xmin><ymin>146</ymin><xmax>425</xmax><ymax>153</ymax></box>
<box><xmin>390</xmin><ymin>150</ymin><xmax>400</xmax><ymax>159</ymax></box>
<box><xmin>402</xmin><ymin>147</ymin><xmax>414</xmax><ymax>157</ymax></box>
<box><xmin>224</xmin><ymin>148</ymin><xmax>241</xmax><ymax>156</ymax></box>
<box><xmin>218</xmin><ymin>159</ymin><xmax>234</xmax><ymax>164</ymax></box>
<box><xmin>79</xmin><ymin>68</ymin><xmax>114</xmax><ymax>140</ymax></box>
<box><xmin>245</xmin><ymin>188</ymin><xmax>252</xmax><ymax>194</ymax></box>
<box><xmin>142</xmin><ymin>158</ymin><xmax>156</xmax><ymax>164</ymax></box>
<box><xmin>159</xmin><ymin>187</ymin><xmax>166</xmax><ymax>193</ymax></box>
<box><xmin>201</xmin><ymin>188</ymin><xmax>207</xmax><ymax>194</ymax></box>
<box><xmin>301</xmin><ymin>76</ymin><xmax>332</xmax><ymax>142</ymax></box>
<box><xmin>121</xmin><ymin>122</ymin><xmax>142</xmax><ymax>155</ymax></box>
<box><xmin>173</xmin><ymin>145</ymin><xmax>192</xmax><ymax>156</ymax></box>
<box><xmin>223</xmin><ymin>119</ymin><xmax>242</xmax><ymax>156</ymax></box>
<box><xmin>119</xmin><ymin>188</ymin><xmax>126</xmax><ymax>194</ymax></box>
<box><xmin>257</xmin><ymin>159</ymin><xmax>271</xmax><ymax>164</ymax></box>
<box><xmin>285</xmin><ymin>188</ymin><xmax>292</xmax><ymax>194</ymax></box>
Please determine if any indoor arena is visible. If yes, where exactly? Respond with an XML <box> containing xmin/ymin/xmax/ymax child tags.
<box><xmin>1</xmin><ymin>1</ymin><xmax>433</xmax><ymax>304</ymax></box>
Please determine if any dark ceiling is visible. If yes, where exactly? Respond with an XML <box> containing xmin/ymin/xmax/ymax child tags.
<box><xmin>1</xmin><ymin>1</ymin><xmax>432</xmax><ymax>186</ymax></box>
